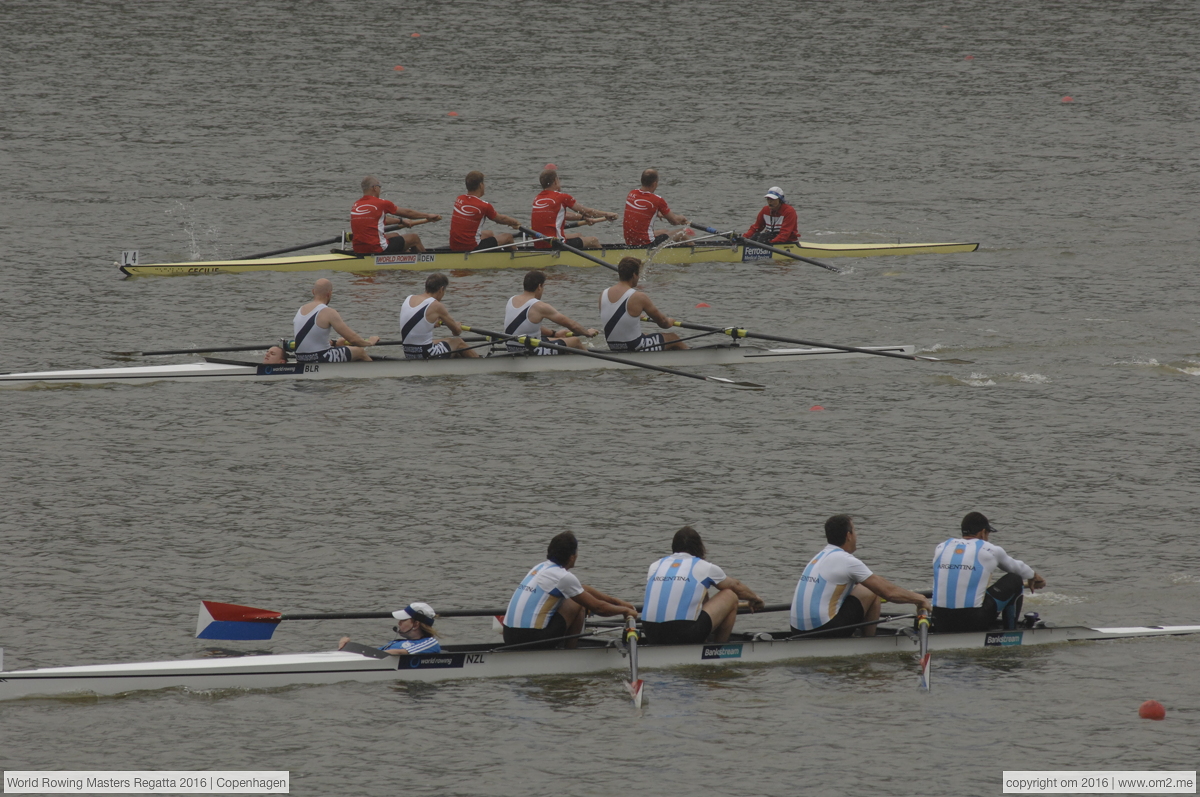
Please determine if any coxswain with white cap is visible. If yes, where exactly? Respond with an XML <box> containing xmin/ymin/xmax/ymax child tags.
<box><xmin>791</xmin><ymin>515</ymin><xmax>931</xmax><ymax>637</ymax></box>
<box><xmin>502</xmin><ymin>531</ymin><xmax>637</xmax><ymax>650</ymax></box>
<box><xmin>745</xmin><ymin>186</ymin><xmax>799</xmax><ymax>245</ymax></box>
<box><xmin>598</xmin><ymin>257</ymin><xmax>687</xmax><ymax>352</ymax></box>
<box><xmin>642</xmin><ymin>526</ymin><xmax>764</xmax><ymax>645</ymax></box>
<box><xmin>337</xmin><ymin>602</ymin><xmax>441</xmax><ymax>656</ymax></box>
<box><xmin>932</xmin><ymin>512</ymin><xmax>1046</xmax><ymax>633</ymax></box>
<box><xmin>293</xmin><ymin>278</ymin><xmax>380</xmax><ymax>363</ymax></box>
<box><xmin>399</xmin><ymin>273</ymin><xmax>479</xmax><ymax>359</ymax></box>
<box><xmin>503</xmin><ymin>270</ymin><xmax>597</xmax><ymax>355</ymax></box>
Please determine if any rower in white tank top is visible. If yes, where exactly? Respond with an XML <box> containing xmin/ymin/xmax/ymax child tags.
<box><xmin>501</xmin><ymin>271</ymin><xmax>597</xmax><ymax>355</ymax></box>
<box><xmin>599</xmin><ymin>287</ymin><xmax>646</xmax><ymax>346</ymax></box>
<box><xmin>293</xmin><ymin>303</ymin><xmax>332</xmax><ymax>355</ymax></box>
<box><xmin>397</xmin><ymin>274</ymin><xmax>479</xmax><ymax>360</ymax></box>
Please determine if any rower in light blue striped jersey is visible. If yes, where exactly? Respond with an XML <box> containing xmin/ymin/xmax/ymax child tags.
<box><xmin>337</xmin><ymin>602</ymin><xmax>440</xmax><ymax>656</ymax></box>
<box><xmin>642</xmin><ymin>526</ymin><xmax>764</xmax><ymax>645</ymax></box>
<box><xmin>502</xmin><ymin>531</ymin><xmax>638</xmax><ymax>650</ymax></box>
<box><xmin>791</xmin><ymin>515</ymin><xmax>932</xmax><ymax>637</ymax></box>
<box><xmin>932</xmin><ymin>512</ymin><xmax>1046</xmax><ymax>633</ymax></box>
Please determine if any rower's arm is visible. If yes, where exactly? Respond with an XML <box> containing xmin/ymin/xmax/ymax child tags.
<box><xmin>392</xmin><ymin>208</ymin><xmax>442</xmax><ymax>222</ymax></box>
<box><xmin>631</xmin><ymin>293</ymin><xmax>674</xmax><ymax>329</ymax></box>
<box><xmin>862</xmin><ymin>574</ymin><xmax>932</xmax><ymax>611</ymax></box>
<box><xmin>571</xmin><ymin>202</ymin><xmax>618</xmax><ymax>221</ymax></box>
<box><xmin>536</xmin><ymin>302</ymin><xmax>595</xmax><ymax>337</ymax></box>
<box><xmin>662</xmin><ymin>209</ymin><xmax>688</xmax><ymax>226</ymax></box>
<box><xmin>324</xmin><ymin>308</ymin><xmax>377</xmax><ymax>347</ymax></box>
<box><xmin>715</xmin><ymin>577</ymin><xmax>765</xmax><ymax>612</ymax></box>
<box><xmin>493</xmin><ymin>212</ymin><xmax>521</xmax><ymax>229</ymax></box>
<box><xmin>575</xmin><ymin>586</ymin><xmax>637</xmax><ymax>618</ymax></box>
<box><xmin>428</xmin><ymin>301</ymin><xmax>464</xmax><ymax>336</ymax></box>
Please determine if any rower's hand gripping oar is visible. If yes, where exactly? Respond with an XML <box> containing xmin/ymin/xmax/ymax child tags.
<box><xmin>195</xmin><ymin>600</ymin><xmax>506</xmax><ymax>640</ymax></box>
<box><xmin>624</xmin><ymin>615</ymin><xmax>644</xmax><ymax>707</ymax></box>
<box><xmin>661</xmin><ymin>319</ymin><xmax>974</xmax><ymax>365</ymax></box>
<box><xmin>461</xmin><ymin>325</ymin><xmax>766</xmax><ymax>390</ymax></box>
<box><xmin>516</xmin><ymin>226</ymin><xmax>618</xmax><ymax>272</ymax></box>
<box><xmin>689</xmin><ymin>223</ymin><xmax>845</xmax><ymax>274</ymax></box>
<box><xmin>917</xmin><ymin>609</ymin><xmax>931</xmax><ymax>690</ymax></box>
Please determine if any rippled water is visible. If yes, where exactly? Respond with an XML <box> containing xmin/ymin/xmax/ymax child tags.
<box><xmin>2</xmin><ymin>1</ymin><xmax>1199</xmax><ymax>795</ymax></box>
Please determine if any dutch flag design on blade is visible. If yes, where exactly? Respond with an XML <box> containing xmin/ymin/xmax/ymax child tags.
<box><xmin>932</xmin><ymin>538</ymin><xmax>989</xmax><ymax>609</ymax></box>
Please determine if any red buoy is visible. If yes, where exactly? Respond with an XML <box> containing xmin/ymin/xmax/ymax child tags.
<box><xmin>411</xmin><ymin>33</ymin><xmax>420</xmax><ymax>38</ymax></box>
<box><xmin>810</xmin><ymin>405</ymin><xmax>825</xmax><ymax>411</ymax></box>
<box><xmin>1139</xmin><ymin>700</ymin><xmax>1166</xmax><ymax>720</ymax></box>
<box><xmin>394</xmin><ymin>65</ymin><xmax>405</xmax><ymax>71</ymax></box>
<box><xmin>695</xmin><ymin>303</ymin><xmax>710</xmax><ymax>308</ymax></box>
<box><xmin>447</xmin><ymin>111</ymin><xmax>458</xmax><ymax>117</ymax></box>
<box><xmin>1062</xmin><ymin>95</ymin><xmax>1074</xmax><ymax>103</ymax></box>
<box><xmin>964</xmin><ymin>54</ymin><xmax>974</xmax><ymax>60</ymax></box>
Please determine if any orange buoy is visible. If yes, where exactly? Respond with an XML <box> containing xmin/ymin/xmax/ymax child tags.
<box><xmin>1062</xmin><ymin>95</ymin><xmax>1074</xmax><ymax>103</ymax></box>
<box><xmin>810</xmin><ymin>405</ymin><xmax>825</xmax><ymax>411</ymax></box>
<box><xmin>695</xmin><ymin>303</ymin><xmax>710</xmax><ymax>308</ymax></box>
<box><xmin>964</xmin><ymin>54</ymin><xmax>974</xmax><ymax>60</ymax></box>
<box><xmin>411</xmin><ymin>33</ymin><xmax>420</xmax><ymax>37</ymax></box>
<box><xmin>394</xmin><ymin>65</ymin><xmax>405</xmax><ymax>71</ymax></box>
<box><xmin>1139</xmin><ymin>700</ymin><xmax>1166</xmax><ymax>720</ymax></box>
<box><xmin>447</xmin><ymin>111</ymin><xmax>458</xmax><ymax>117</ymax></box>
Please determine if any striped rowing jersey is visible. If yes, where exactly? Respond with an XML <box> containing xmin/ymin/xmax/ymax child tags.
<box><xmin>600</xmin><ymin>287</ymin><xmax>644</xmax><ymax>345</ymax></box>
<box><xmin>790</xmin><ymin>544</ymin><xmax>874</xmax><ymax>631</ymax></box>
<box><xmin>623</xmin><ymin>188</ymin><xmax>670</xmax><ymax>246</ymax></box>
<box><xmin>642</xmin><ymin>554</ymin><xmax>728</xmax><ymax>623</ymax></box>
<box><xmin>503</xmin><ymin>560</ymin><xmax>585</xmax><ymax>629</ymax></box>
<box><xmin>932</xmin><ymin>537</ymin><xmax>1035</xmax><ymax>609</ymax></box>
<box><xmin>379</xmin><ymin>636</ymin><xmax>441</xmax><ymax>654</ymax></box>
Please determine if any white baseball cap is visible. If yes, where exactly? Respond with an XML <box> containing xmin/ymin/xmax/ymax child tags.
<box><xmin>392</xmin><ymin>602</ymin><xmax>436</xmax><ymax>625</ymax></box>
<box><xmin>764</xmin><ymin>186</ymin><xmax>785</xmax><ymax>200</ymax></box>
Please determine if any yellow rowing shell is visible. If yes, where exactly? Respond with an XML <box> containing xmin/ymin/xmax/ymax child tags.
<box><xmin>119</xmin><ymin>240</ymin><xmax>980</xmax><ymax>278</ymax></box>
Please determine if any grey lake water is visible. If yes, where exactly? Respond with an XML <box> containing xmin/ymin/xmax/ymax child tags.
<box><xmin>2</xmin><ymin>1</ymin><xmax>1199</xmax><ymax>795</ymax></box>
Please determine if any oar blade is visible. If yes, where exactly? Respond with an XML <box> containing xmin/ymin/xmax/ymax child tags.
<box><xmin>704</xmin><ymin>376</ymin><xmax>766</xmax><ymax>390</ymax></box>
<box><xmin>917</xmin><ymin>610</ymin><xmax>931</xmax><ymax>691</ymax></box>
<box><xmin>927</xmin><ymin>356</ymin><xmax>975</xmax><ymax>365</ymax></box>
<box><xmin>626</xmin><ymin>678</ymin><xmax>644</xmax><ymax>707</ymax></box>
<box><xmin>196</xmin><ymin>600</ymin><xmax>283</xmax><ymax>640</ymax></box>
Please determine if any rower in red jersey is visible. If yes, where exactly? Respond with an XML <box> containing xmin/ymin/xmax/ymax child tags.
<box><xmin>622</xmin><ymin>169</ymin><xmax>690</xmax><ymax>247</ymax></box>
<box><xmin>449</xmin><ymin>171</ymin><xmax>521</xmax><ymax>252</ymax></box>
<box><xmin>529</xmin><ymin>169</ymin><xmax>616</xmax><ymax>249</ymax></box>
<box><xmin>745</xmin><ymin>186</ymin><xmax>800</xmax><ymax>245</ymax></box>
<box><xmin>350</xmin><ymin>175</ymin><xmax>442</xmax><ymax>254</ymax></box>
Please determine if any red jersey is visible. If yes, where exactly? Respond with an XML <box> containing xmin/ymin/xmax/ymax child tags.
<box><xmin>350</xmin><ymin>195</ymin><xmax>401</xmax><ymax>253</ymax></box>
<box><xmin>449</xmin><ymin>194</ymin><xmax>498</xmax><ymax>251</ymax></box>
<box><xmin>623</xmin><ymin>188</ymin><xmax>671</xmax><ymax>246</ymax></box>
<box><xmin>530</xmin><ymin>189</ymin><xmax>576</xmax><ymax>249</ymax></box>
<box><xmin>744</xmin><ymin>202</ymin><xmax>799</xmax><ymax>244</ymax></box>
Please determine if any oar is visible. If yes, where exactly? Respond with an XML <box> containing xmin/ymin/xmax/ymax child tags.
<box><xmin>786</xmin><ymin>613</ymin><xmax>917</xmax><ymax>640</ymax></box>
<box><xmin>517</xmin><ymin>225</ymin><xmax>617</xmax><ymax>272</ymax></box>
<box><xmin>664</xmin><ymin>319</ymin><xmax>975</xmax><ymax>365</ymax></box>
<box><xmin>117</xmin><ymin>336</ymin><xmax>503</xmax><ymax>357</ymax></box>
<box><xmin>917</xmin><ymin>609</ymin><xmax>931</xmax><ymax>690</ymax></box>
<box><xmin>195</xmin><ymin>600</ymin><xmax>506</xmax><ymax>640</ymax></box>
<box><xmin>624</xmin><ymin>615</ymin><xmax>644</xmax><ymax>707</ymax></box>
<box><xmin>461</xmin><ymin>325</ymin><xmax>766</xmax><ymax>390</ymax></box>
<box><xmin>688</xmin><ymin>222</ymin><xmax>844</xmax><ymax>274</ymax></box>
<box><xmin>237</xmin><ymin>224</ymin><xmax>405</xmax><ymax>260</ymax></box>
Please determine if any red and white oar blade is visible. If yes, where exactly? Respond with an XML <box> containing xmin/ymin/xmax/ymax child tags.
<box><xmin>196</xmin><ymin>600</ymin><xmax>283</xmax><ymax>640</ymax></box>
<box><xmin>626</xmin><ymin>679</ymin><xmax>644</xmax><ymax>708</ymax></box>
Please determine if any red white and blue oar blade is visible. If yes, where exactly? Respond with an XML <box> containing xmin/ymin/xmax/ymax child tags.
<box><xmin>196</xmin><ymin>601</ymin><xmax>283</xmax><ymax>640</ymax></box>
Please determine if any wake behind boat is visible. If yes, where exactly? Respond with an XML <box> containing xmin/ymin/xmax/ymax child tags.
<box><xmin>2</xmin><ymin>621</ymin><xmax>1196</xmax><ymax>701</ymax></box>
<box><xmin>0</xmin><ymin>343</ymin><xmax>916</xmax><ymax>388</ymax></box>
<box><xmin>117</xmin><ymin>239</ymin><xmax>980</xmax><ymax>278</ymax></box>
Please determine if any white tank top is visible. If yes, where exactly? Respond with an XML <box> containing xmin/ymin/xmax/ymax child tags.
<box><xmin>399</xmin><ymin>296</ymin><xmax>437</xmax><ymax>346</ymax></box>
<box><xmin>600</xmin><ymin>287</ymin><xmax>643</xmax><ymax>344</ymax></box>
<box><xmin>504</xmin><ymin>296</ymin><xmax>541</xmax><ymax>338</ymax></box>
<box><xmin>293</xmin><ymin>303</ymin><xmax>331</xmax><ymax>354</ymax></box>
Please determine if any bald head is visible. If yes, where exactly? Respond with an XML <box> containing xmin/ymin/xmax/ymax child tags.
<box><xmin>640</xmin><ymin>169</ymin><xmax>658</xmax><ymax>188</ymax></box>
<box><xmin>312</xmin><ymin>278</ymin><xmax>333</xmax><ymax>301</ymax></box>
<box><xmin>361</xmin><ymin>175</ymin><xmax>381</xmax><ymax>195</ymax></box>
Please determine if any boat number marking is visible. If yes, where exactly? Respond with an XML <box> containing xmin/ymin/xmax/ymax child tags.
<box><xmin>984</xmin><ymin>631</ymin><xmax>1024</xmax><ymax>647</ymax></box>
<box><xmin>701</xmin><ymin>643</ymin><xmax>744</xmax><ymax>660</ymax></box>
<box><xmin>464</xmin><ymin>653</ymin><xmax>486</xmax><ymax>665</ymax></box>
<box><xmin>257</xmin><ymin>364</ymin><xmax>319</xmax><ymax>376</ymax></box>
